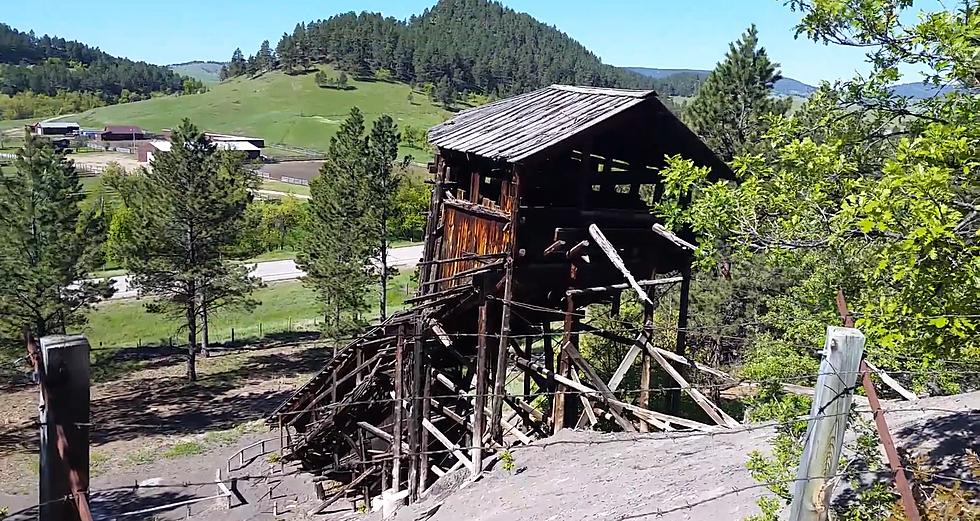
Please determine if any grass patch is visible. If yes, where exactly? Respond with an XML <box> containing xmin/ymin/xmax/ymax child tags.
<box><xmin>126</xmin><ymin>448</ymin><xmax>157</xmax><ymax>466</ymax></box>
<box><xmin>202</xmin><ymin>420</ymin><xmax>265</xmax><ymax>447</ymax></box>
<box><xmin>162</xmin><ymin>440</ymin><xmax>205</xmax><ymax>459</ymax></box>
<box><xmin>244</xmin><ymin>249</ymin><xmax>298</xmax><ymax>262</ymax></box>
<box><xmin>260</xmin><ymin>179</ymin><xmax>310</xmax><ymax>197</ymax></box>
<box><xmin>90</xmin><ymin>451</ymin><xmax>110</xmax><ymax>477</ymax></box>
<box><xmin>70</xmin><ymin>67</ymin><xmax>449</xmax><ymax>162</ymax></box>
<box><xmin>82</xmin><ymin>269</ymin><xmax>417</xmax><ymax>351</ymax></box>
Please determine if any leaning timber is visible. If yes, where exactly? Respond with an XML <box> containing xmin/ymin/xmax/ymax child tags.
<box><xmin>269</xmin><ymin>85</ymin><xmax>736</xmax><ymax>512</ymax></box>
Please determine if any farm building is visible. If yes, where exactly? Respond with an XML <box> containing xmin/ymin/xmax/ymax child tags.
<box><xmin>31</xmin><ymin>121</ymin><xmax>79</xmax><ymax>136</ymax></box>
<box><xmin>99</xmin><ymin>125</ymin><xmax>146</xmax><ymax>141</ymax></box>
<box><xmin>270</xmin><ymin>85</ymin><xmax>737</xmax><ymax>512</ymax></box>
<box><xmin>137</xmin><ymin>138</ymin><xmax>261</xmax><ymax>162</ymax></box>
<box><xmin>160</xmin><ymin>129</ymin><xmax>265</xmax><ymax>149</ymax></box>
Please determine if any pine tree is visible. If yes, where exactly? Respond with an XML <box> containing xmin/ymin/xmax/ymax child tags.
<box><xmin>435</xmin><ymin>76</ymin><xmax>456</xmax><ymax>108</ymax></box>
<box><xmin>257</xmin><ymin>40</ymin><xmax>274</xmax><ymax>71</ymax></box>
<box><xmin>122</xmin><ymin>120</ymin><xmax>260</xmax><ymax>380</ymax></box>
<box><xmin>297</xmin><ymin>108</ymin><xmax>376</xmax><ymax>337</ymax></box>
<box><xmin>276</xmin><ymin>33</ymin><xmax>296</xmax><ymax>72</ymax></box>
<box><xmin>685</xmin><ymin>25</ymin><xmax>791</xmax><ymax>161</ymax></box>
<box><xmin>227</xmin><ymin>48</ymin><xmax>246</xmax><ymax>77</ymax></box>
<box><xmin>367</xmin><ymin>115</ymin><xmax>401</xmax><ymax>320</ymax></box>
<box><xmin>0</xmin><ymin>134</ymin><xmax>113</xmax><ymax>338</ymax></box>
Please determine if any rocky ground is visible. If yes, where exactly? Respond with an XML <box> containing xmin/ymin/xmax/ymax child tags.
<box><xmin>2</xmin><ymin>335</ymin><xmax>976</xmax><ymax>521</ymax></box>
<box><xmin>370</xmin><ymin>392</ymin><xmax>979</xmax><ymax>521</ymax></box>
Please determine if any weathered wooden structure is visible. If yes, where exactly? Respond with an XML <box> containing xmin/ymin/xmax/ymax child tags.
<box><xmin>270</xmin><ymin>85</ymin><xmax>736</xmax><ymax>514</ymax></box>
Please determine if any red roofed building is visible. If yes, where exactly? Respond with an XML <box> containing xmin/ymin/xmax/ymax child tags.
<box><xmin>100</xmin><ymin>125</ymin><xmax>145</xmax><ymax>141</ymax></box>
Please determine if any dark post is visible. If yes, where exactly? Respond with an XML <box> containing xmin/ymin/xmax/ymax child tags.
<box><xmin>669</xmin><ymin>264</ymin><xmax>691</xmax><ymax>414</ymax></box>
<box><xmin>472</xmin><ymin>300</ymin><xmax>489</xmax><ymax>472</ymax></box>
<box><xmin>37</xmin><ymin>335</ymin><xmax>92</xmax><ymax>521</ymax></box>
<box><xmin>489</xmin><ymin>258</ymin><xmax>515</xmax><ymax>443</ymax></box>
<box><xmin>392</xmin><ymin>326</ymin><xmax>405</xmax><ymax>493</ymax></box>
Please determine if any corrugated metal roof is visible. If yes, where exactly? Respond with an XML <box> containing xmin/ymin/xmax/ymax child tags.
<box><xmin>428</xmin><ymin>85</ymin><xmax>655</xmax><ymax>163</ymax></box>
<box><xmin>36</xmin><ymin>121</ymin><xmax>79</xmax><ymax>128</ymax></box>
<box><xmin>103</xmin><ymin>125</ymin><xmax>143</xmax><ymax>133</ymax></box>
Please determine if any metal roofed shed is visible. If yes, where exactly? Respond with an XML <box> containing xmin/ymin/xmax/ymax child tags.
<box><xmin>32</xmin><ymin>121</ymin><xmax>80</xmax><ymax>136</ymax></box>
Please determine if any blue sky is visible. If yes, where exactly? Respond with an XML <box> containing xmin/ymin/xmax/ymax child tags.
<box><xmin>3</xmin><ymin>0</ymin><xmax>885</xmax><ymax>85</ymax></box>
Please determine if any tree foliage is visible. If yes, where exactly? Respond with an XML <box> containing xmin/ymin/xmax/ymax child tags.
<box><xmin>117</xmin><ymin>120</ymin><xmax>260</xmax><ymax>380</ymax></box>
<box><xmin>686</xmin><ymin>25</ymin><xmax>792</xmax><ymax>160</ymax></box>
<box><xmin>0</xmin><ymin>23</ymin><xmax>193</xmax><ymax>105</ymax></box>
<box><xmin>298</xmin><ymin>108</ymin><xmax>377</xmax><ymax>337</ymax></box>
<box><xmin>664</xmin><ymin>1</ymin><xmax>980</xmax><ymax>393</ymax></box>
<box><xmin>0</xmin><ymin>134</ymin><xmax>112</xmax><ymax>338</ymax></box>
<box><xmin>225</xmin><ymin>0</ymin><xmax>656</xmax><ymax>96</ymax></box>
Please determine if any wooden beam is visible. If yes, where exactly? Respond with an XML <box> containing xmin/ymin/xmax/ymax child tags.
<box><xmin>422</xmin><ymin>418</ymin><xmax>475</xmax><ymax>472</ymax></box>
<box><xmin>307</xmin><ymin>466</ymin><xmax>376</xmax><ymax>516</ymax></box>
<box><xmin>588</xmin><ymin>224</ymin><xmax>652</xmax><ymax>305</ymax></box>
<box><xmin>472</xmin><ymin>300</ymin><xmax>489</xmax><ymax>472</ymax></box>
<box><xmin>490</xmin><ymin>259</ymin><xmax>515</xmax><ymax>443</ymax></box>
<box><xmin>565</xmin><ymin>277</ymin><xmax>683</xmax><ymax>296</ymax></box>
<box><xmin>511</xmin><ymin>353</ymin><xmax>705</xmax><ymax>431</ymax></box>
<box><xmin>864</xmin><ymin>360</ymin><xmax>917</xmax><ymax>401</ymax></box>
<box><xmin>392</xmin><ymin>327</ymin><xmax>405</xmax><ymax>492</ymax></box>
<box><xmin>571</xmin><ymin>371</ymin><xmax>598</xmax><ymax>427</ymax></box>
<box><xmin>639</xmin><ymin>339</ymin><xmax>740</xmax><ymax>428</ymax></box>
<box><xmin>356</xmin><ymin>422</ymin><xmax>408</xmax><ymax>451</ymax></box>
<box><xmin>652</xmin><ymin>223</ymin><xmax>695</xmax><ymax>252</ymax></box>
<box><xmin>561</xmin><ymin>341</ymin><xmax>637</xmax><ymax>432</ymax></box>
<box><xmin>543</xmin><ymin>239</ymin><xmax>566</xmax><ymax>257</ymax></box>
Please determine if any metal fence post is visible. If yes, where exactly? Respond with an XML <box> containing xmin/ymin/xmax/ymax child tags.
<box><xmin>789</xmin><ymin>326</ymin><xmax>865</xmax><ymax>521</ymax></box>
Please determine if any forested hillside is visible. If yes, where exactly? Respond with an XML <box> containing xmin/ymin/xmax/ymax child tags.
<box><xmin>223</xmin><ymin>0</ymin><xmax>656</xmax><ymax>96</ymax></box>
<box><xmin>0</xmin><ymin>23</ymin><xmax>200</xmax><ymax>119</ymax></box>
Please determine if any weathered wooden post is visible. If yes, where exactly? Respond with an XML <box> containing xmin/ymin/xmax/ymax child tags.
<box><xmin>789</xmin><ymin>326</ymin><xmax>865</xmax><ymax>521</ymax></box>
<box><xmin>37</xmin><ymin>334</ymin><xmax>92</xmax><ymax>521</ymax></box>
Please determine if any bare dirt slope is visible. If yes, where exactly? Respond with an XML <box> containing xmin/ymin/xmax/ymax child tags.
<box><xmin>375</xmin><ymin>392</ymin><xmax>979</xmax><ymax>521</ymax></box>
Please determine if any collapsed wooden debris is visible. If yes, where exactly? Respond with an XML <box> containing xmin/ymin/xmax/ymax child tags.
<box><xmin>268</xmin><ymin>84</ymin><xmax>737</xmax><ymax>513</ymax></box>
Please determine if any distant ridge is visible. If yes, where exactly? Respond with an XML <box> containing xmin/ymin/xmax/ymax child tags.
<box><xmin>626</xmin><ymin>67</ymin><xmax>948</xmax><ymax>99</ymax></box>
<box><xmin>168</xmin><ymin>61</ymin><xmax>226</xmax><ymax>84</ymax></box>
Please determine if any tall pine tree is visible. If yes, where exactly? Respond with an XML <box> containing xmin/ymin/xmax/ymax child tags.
<box><xmin>298</xmin><ymin>108</ymin><xmax>377</xmax><ymax>337</ymax></box>
<box><xmin>0</xmin><ymin>134</ymin><xmax>113</xmax><ymax>338</ymax></box>
<box><xmin>685</xmin><ymin>25</ymin><xmax>791</xmax><ymax>160</ymax></box>
<box><xmin>121</xmin><ymin>120</ymin><xmax>259</xmax><ymax>380</ymax></box>
<box><xmin>367</xmin><ymin>115</ymin><xmax>401</xmax><ymax>320</ymax></box>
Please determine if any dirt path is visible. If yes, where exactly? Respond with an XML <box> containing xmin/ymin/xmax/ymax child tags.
<box><xmin>0</xmin><ymin>334</ymin><xmax>329</xmax><ymax>519</ymax></box>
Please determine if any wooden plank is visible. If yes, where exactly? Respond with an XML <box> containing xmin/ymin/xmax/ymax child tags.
<box><xmin>490</xmin><ymin>259</ymin><xmax>515</xmax><ymax>443</ymax></box>
<box><xmin>607</xmin><ymin>343</ymin><xmax>642</xmax><ymax>392</ymax></box>
<box><xmin>356</xmin><ymin>422</ymin><xmax>408</xmax><ymax>452</ymax></box>
<box><xmin>422</xmin><ymin>418</ymin><xmax>475</xmax><ymax>472</ymax></box>
<box><xmin>511</xmin><ymin>353</ymin><xmax>702</xmax><ymax>431</ymax></box>
<box><xmin>308</xmin><ymin>466</ymin><xmax>376</xmax><ymax>515</ymax></box>
<box><xmin>566</xmin><ymin>277</ymin><xmax>683</xmax><ymax>296</ymax></box>
<box><xmin>571</xmin><ymin>371</ymin><xmax>598</xmax><ymax>427</ymax></box>
<box><xmin>391</xmin><ymin>327</ymin><xmax>405</xmax><ymax>492</ymax></box>
<box><xmin>640</xmin><ymin>339</ymin><xmax>740</xmax><ymax>428</ymax></box>
<box><xmin>561</xmin><ymin>341</ymin><xmax>637</xmax><ymax>432</ymax></box>
<box><xmin>588</xmin><ymin>224</ymin><xmax>653</xmax><ymax>305</ymax></box>
<box><xmin>864</xmin><ymin>360</ymin><xmax>917</xmax><ymax>401</ymax></box>
<box><xmin>789</xmin><ymin>327</ymin><xmax>865</xmax><ymax>521</ymax></box>
<box><xmin>472</xmin><ymin>300</ymin><xmax>489</xmax><ymax>472</ymax></box>
<box><xmin>430</xmin><ymin>323</ymin><xmax>453</xmax><ymax>348</ymax></box>
<box><xmin>651</xmin><ymin>223</ymin><xmax>695</xmax><ymax>252</ymax></box>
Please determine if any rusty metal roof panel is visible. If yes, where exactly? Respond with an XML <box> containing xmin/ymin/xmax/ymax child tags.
<box><xmin>428</xmin><ymin>85</ymin><xmax>655</xmax><ymax>163</ymax></box>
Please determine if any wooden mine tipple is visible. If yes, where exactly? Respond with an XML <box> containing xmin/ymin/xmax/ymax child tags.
<box><xmin>271</xmin><ymin>85</ymin><xmax>736</xmax><ymax>514</ymax></box>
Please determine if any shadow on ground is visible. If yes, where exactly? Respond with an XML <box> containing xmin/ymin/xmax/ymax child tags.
<box><xmin>6</xmin><ymin>488</ymin><xmax>206</xmax><ymax>520</ymax></box>
<box><xmin>88</xmin><ymin>338</ymin><xmax>331</xmax><ymax>446</ymax></box>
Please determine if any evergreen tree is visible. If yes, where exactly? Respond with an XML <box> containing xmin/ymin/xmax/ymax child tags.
<box><xmin>0</xmin><ymin>134</ymin><xmax>113</xmax><ymax>338</ymax></box>
<box><xmin>276</xmin><ymin>33</ymin><xmax>296</xmax><ymax>72</ymax></box>
<box><xmin>367</xmin><ymin>115</ymin><xmax>401</xmax><ymax>320</ymax></box>
<box><xmin>227</xmin><ymin>47</ymin><xmax>246</xmax><ymax>77</ymax></box>
<box><xmin>685</xmin><ymin>25</ymin><xmax>791</xmax><ymax>160</ymax></box>
<box><xmin>435</xmin><ymin>76</ymin><xmax>456</xmax><ymax>108</ymax></box>
<box><xmin>257</xmin><ymin>40</ymin><xmax>274</xmax><ymax>71</ymax></box>
<box><xmin>121</xmin><ymin>120</ymin><xmax>260</xmax><ymax>380</ymax></box>
<box><xmin>297</xmin><ymin>108</ymin><xmax>376</xmax><ymax>337</ymax></box>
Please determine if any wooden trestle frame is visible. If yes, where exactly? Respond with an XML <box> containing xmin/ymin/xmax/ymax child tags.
<box><xmin>270</xmin><ymin>85</ymin><xmax>738</xmax><ymax>514</ymax></box>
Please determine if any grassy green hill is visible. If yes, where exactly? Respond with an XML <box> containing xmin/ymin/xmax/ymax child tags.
<box><xmin>168</xmin><ymin>61</ymin><xmax>225</xmax><ymax>84</ymax></box>
<box><xmin>68</xmin><ymin>67</ymin><xmax>451</xmax><ymax>159</ymax></box>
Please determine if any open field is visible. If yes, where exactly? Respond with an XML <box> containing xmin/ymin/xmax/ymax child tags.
<box><xmin>259</xmin><ymin>179</ymin><xmax>310</xmax><ymax>197</ymax></box>
<box><xmin>82</xmin><ymin>269</ymin><xmax>418</xmax><ymax>352</ymax></box>
<box><xmin>66</xmin><ymin>67</ymin><xmax>451</xmax><ymax>161</ymax></box>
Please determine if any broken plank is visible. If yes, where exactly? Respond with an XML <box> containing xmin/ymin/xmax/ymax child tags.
<box><xmin>588</xmin><ymin>224</ymin><xmax>653</xmax><ymax>305</ymax></box>
<box><xmin>571</xmin><ymin>370</ymin><xmax>598</xmax><ymax>428</ymax></box>
<box><xmin>640</xmin><ymin>339</ymin><xmax>740</xmax><ymax>428</ymax></box>
<box><xmin>864</xmin><ymin>360</ymin><xmax>917</xmax><ymax>401</ymax></box>
<box><xmin>561</xmin><ymin>340</ymin><xmax>637</xmax><ymax>432</ymax></box>
<box><xmin>308</xmin><ymin>466</ymin><xmax>376</xmax><ymax>516</ymax></box>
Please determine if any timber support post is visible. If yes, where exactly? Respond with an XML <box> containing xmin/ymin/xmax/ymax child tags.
<box><xmin>490</xmin><ymin>257</ymin><xmax>515</xmax><ymax>443</ymax></box>
<box><xmin>33</xmin><ymin>334</ymin><xmax>93</xmax><ymax>521</ymax></box>
<box><xmin>789</xmin><ymin>326</ymin><xmax>865</xmax><ymax>521</ymax></box>
<box><xmin>472</xmin><ymin>299</ymin><xmax>490</xmax><ymax>472</ymax></box>
<box><xmin>668</xmin><ymin>264</ymin><xmax>691</xmax><ymax>414</ymax></box>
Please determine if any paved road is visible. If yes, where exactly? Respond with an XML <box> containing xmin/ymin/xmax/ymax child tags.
<box><xmin>104</xmin><ymin>244</ymin><xmax>424</xmax><ymax>300</ymax></box>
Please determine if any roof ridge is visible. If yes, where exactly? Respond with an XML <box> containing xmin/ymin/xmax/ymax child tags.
<box><xmin>549</xmin><ymin>84</ymin><xmax>655</xmax><ymax>98</ymax></box>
